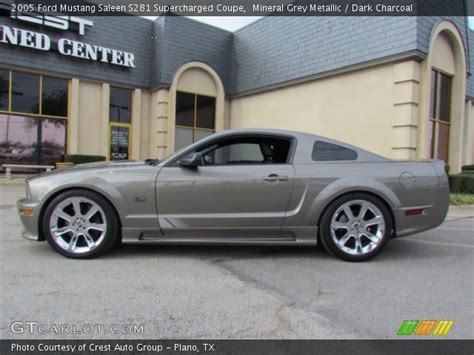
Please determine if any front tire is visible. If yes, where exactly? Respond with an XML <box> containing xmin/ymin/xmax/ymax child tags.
<box><xmin>42</xmin><ymin>189</ymin><xmax>119</xmax><ymax>259</ymax></box>
<box><xmin>319</xmin><ymin>193</ymin><xmax>392</xmax><ymax>262</ymax></box>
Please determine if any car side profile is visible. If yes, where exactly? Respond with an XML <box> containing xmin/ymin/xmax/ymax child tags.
<box><xmin>17</xmin><ymin>129</ymin><xmax>449</xmax><ymax>261</ymax></box>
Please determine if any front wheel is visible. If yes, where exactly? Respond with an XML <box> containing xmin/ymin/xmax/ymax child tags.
<box><xmin>319</xmin><ymin>193</ymin><xmax>392</xmax><ymax>262</ymax></box>
<box><xmin>42</xmin><ymin>189</ymin><xmax>119</xmax><ymax>259</ymax></box>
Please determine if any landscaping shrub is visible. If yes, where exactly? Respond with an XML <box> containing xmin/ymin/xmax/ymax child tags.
<box><xmin>449</xmin><ymin>174</ymin><xmax>474</xmax><ymax>194</ymax></box>
<box><xmin>444</xmin><ymin>164</ymin><xmax>450</xmax><ymax>176</ymax></box>
<box><xmin>65</xmin><ymin>155</ymin><xmax>106</xmax><ymax>165</ymax></box>
<box><xmin>461</xmin><ymin>165</ymin><xmax>474</xmax><ymax>174</ymax></box>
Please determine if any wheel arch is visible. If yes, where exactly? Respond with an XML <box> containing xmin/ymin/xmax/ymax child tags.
<box><xmin>312</xmin><ymin>178</ymin><xmax>400</xmax><ymax>240</ymax></box>
<box><xmin>37</xmin><ymin>186</ymin><xmax>122</xmax><ymax>242</ymax></box>
<box><xmin>317</xmin><ymin>189</ymin><xmax>396</xmax><ymax>232</ymax></box>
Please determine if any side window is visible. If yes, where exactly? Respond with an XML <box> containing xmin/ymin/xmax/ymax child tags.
<box><xmin>203</xmin><ymin>143</ymin><xmax>264</xmax><ymax>165</ymax></box>
<box><xmin>312</xmin><ymin>141</ymin><xmax>357</xmax><ymax>161</ymax></box>
<box><xmin>172</xmin><ymin>136</ymin><xmax>292</xmax><ymax>167</ymax></box>
<box><xmin>201</xmin><ymin>137</ymin><xmax>291</xmax><ymax>166</ymax></box>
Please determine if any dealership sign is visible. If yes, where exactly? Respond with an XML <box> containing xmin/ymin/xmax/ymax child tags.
<box><xmin>0</xmin><ymin>14</ymin><xmax>136</xmax><ymax>68</ymax></box>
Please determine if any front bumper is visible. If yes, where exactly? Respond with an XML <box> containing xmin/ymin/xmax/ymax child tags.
<box><xmin>17</xmin><ymin>198</ymin><xmax>41</xmax><ymax>241</ymax></box>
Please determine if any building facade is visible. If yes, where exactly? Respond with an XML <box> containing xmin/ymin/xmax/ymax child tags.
<box><xmin>0</xmin><ymin>11</ymin><xmax>473</xmax><ymax>172</ymax></box>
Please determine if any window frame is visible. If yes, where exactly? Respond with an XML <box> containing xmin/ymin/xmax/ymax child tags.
<box><xmin>109</xmin><ymin>86</ymin><xmax>132</xmax><ymax>124</ymax></box>
<box><xmin>108</xmin><ymin>86</ymin><xmax>133</xmax><ymax>161</ymax></box>
<box><xmin>0</xmin><ymin>68</ymin><xmax>69</xmax><ymax>119</ymax></box>
<box><xmin>0</xmin><ymin>113</ymin><xmax>68</xmax><ymax>166</ymax></box>
<box><xmin>175</xmin><ymin>90</ymin><xmax>216</xmax><ymax>150</ymax></box>
<box><xmin>429</xmin><ymin>68</ymin><xmax>452</xmax><ymax>161</ymax></box>
<box><xmin>41</xmin><ymin>75</ymin><xmax>69</xmax><ymax>117</ymax></box>
<box><xmin>0</xmin><ymin>69</ymin><xmax>10</xmax><ymax>112</ymax></box>
<box><xmin>166</xmin><ymin>133</ymin><xmax>297</xmax><ymax>168</ymax></box>
<box><xmin>0</xmin><ymin>68</ymin><xmax>69</xmax><ymax>164</ymax></box>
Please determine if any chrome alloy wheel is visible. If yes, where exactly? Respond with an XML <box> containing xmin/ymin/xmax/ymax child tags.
<box><xmin>49</xmin><ymin>197</ymin><xmax>107</xmax><ymax>254</ymax></box>
<box><xmin>330</xmin><ymin>199</ymin><xmax>385</xmax><ymax>256</ymax></box>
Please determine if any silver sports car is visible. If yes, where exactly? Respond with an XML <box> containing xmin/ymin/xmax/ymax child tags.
<box><xmin>17</xmin><ymin>129</ymin><xmax>449</xmax><ymax>261</ymax></box>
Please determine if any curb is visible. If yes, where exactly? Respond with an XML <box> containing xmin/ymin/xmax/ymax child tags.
<box><xmin>0</xmin><ymin>179</ymin><xmax>26</xmax><ymax>186</ymax></box>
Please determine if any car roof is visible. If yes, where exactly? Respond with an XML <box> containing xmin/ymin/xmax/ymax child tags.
<box><xmin>211</xmin><ymin>128</ymin><xmax>318</xmax><ymax>140</ymax></box>
<box><xmin>210</xmin><ymin>129</ymin><xmax>385</xmax><ymax>156</ymax></box>
<box><xmin>163</xmin><ymin>128</ymin><xmax>388</xmax><ymax>164</ymax></box>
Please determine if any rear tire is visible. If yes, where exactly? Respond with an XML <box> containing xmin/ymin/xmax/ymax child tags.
<box><xmin>319</xmin><ymin>193</ymin><xmax>392</xmax><ymax>262</ymax></box>
<box><xmin>42</xmin><ymin>189</ymin><xmax>119</xmax><ymax>259</ymax></box>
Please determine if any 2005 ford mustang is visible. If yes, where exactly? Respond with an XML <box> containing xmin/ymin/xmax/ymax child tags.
<box><xmin>18</xmin><ymin>129</ymin><xmax>449</xmax><ymax>261</ymax></box>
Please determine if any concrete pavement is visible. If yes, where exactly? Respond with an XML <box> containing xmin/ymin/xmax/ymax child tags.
<box><xmin>1</xmin><ymin>185</ymin><xmax>472</xmax><ymax>339</ymax></box>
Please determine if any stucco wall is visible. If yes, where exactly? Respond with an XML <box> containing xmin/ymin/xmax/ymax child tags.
<box><xmin>77</xmin><ymin>80</ymin><xmax>102</xmax><ymax>155</ymax></box>
<box><xmin>139</xmin><ymin>91</ymin><xmax>151</xmax><ymax>160</ymax></box>
<box><xmin>463</xmin><ymin>99</ymin><xmax>474</xmax><ymax>165</ymax></box>
<box><xmin>229</xmin><ymin>63</ymin><xmax>397</xmax><ymax>158</ymax></box>
<box><xmin>176</xmin><ymin>67</ymin><xmax>217</xmax><ymax>96</ymax></box>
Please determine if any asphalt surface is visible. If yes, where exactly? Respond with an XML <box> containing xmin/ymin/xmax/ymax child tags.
<box><xmin>1</xmin><ymin>185</ymin><xmax>473</xmax><ymax>339</ymax></box>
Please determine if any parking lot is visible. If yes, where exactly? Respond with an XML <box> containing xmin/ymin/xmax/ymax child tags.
<box><xmin>1</xmin><ymin>184</ymin><xmax>472</xmax><ymax>339</ymax></box>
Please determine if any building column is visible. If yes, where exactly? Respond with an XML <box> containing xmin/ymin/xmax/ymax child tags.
<box><xmin>463</xmin><ymin>100</ymin><xmax>473</xmax><ymax>165</ymax></box>
<box><xmin>68</xmin><ymin>78</ymin><xmax>80</xmax><ymax>154</ymax></box>
<box><xmin>100</xmin><ymin>83</ymin><xmax>110</xmax><ymax>159</ymax></box>
<box><xmin>131</xmin><ymin>88</ymin><xmax>142</xmax><ymax>160</ymax></box>
<box><xmin>391</xmin><ymin>61</ymin><xmax>420</xmax><ymax>160</ymax></box>
<box><xmin>149</xmin><ymin>89</ymin><xmax>169</xmax><ymax>159</ymax></box>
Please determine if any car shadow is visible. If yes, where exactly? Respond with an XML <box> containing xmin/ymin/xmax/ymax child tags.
<box><xmin>105</xmin><ymin>243</ymin><xmax>327</xmax><ymax>260</ymax></box>
<box><xmin>98</xmin><ymin>237</ymin><xmax>453</xmax><ymax>263</ymax></box>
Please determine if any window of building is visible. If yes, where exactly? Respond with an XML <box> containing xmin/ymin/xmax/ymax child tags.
<box><xmin>0</xmin><ymin>70</ymin><xmax>8</xmax><ymax>111</ymax></box>
<box><xmin>0</xmin><ymin>114</ymin><xmax>66</xmax><ymax>167</ymax></box>
<box><xmin>11</xmin><ymin>71</ymin><xmax>40</xmax><ymax>114</ymax></box>
<box><xmin>42</xmin><ymin>76</ymin><xmax>68</xmax><ymax>117</ymax></box>
<box><xmin>189</xmin><ymin>136</ymin><xmax>291</xmax><ymax>166</ymax></box>
<box><xmin>1</xmin><ymin>70</ymin><xmax>68</xmax><ymax>118</ymax></box>
<box><xmin>312</xmin><ymin>141</ymin><xmax>358</xmax><ymax>161</ymax></box>
<box><xmin>109</xmin><ymin>87</ymin><xmax>132</xmax><ymax>160</ymax></box>
<box><xmin>429</xmin><ymin>69</ymin><xmax>452</xmax><ymax>162</ymax></box>
<box><xmin>110</xmin><ymin>87</ymin><xmax>132</xmax><ymax>123</ymax></box>
<box><xmin>0</xmin><ymin>70</ymin><xmax>68</xmax><ymax>168</ymax></box>
<box><xmin>175</xmin><ymin>91</ymin><xmax>216</xmax><ymax>151</ymax></box>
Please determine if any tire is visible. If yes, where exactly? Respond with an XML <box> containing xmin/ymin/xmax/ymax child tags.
<box><xmin>319</xmin><ymin>193</ymin><xmax>392</xmax><ymax>262</ymax></box>
<box><xmin>42</xmin><ymin>189</ymin><xmax>119</xmax><ymax>259</ymax></box>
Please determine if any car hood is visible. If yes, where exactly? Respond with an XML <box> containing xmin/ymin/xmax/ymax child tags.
<box><xmin>28</xmin><ymin>160</ymin><xmax>147</xmax><ymax>180</ymax></box>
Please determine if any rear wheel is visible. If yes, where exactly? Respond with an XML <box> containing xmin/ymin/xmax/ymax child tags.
<box><xmin>43</xmin><ymin>189</ymin><xmax>119</xmax><ymax>259</ymax></box>
<box><xmin>319</xmin><ymin>193</ymin><xmax>392</xmax><ymax>261</ymax></box>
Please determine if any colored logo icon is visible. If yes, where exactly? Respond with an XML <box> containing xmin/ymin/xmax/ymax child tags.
<box><xmin>397</xmin><ymin>320</ymin><xmax>454</xmax><ymax>336</ymax></box>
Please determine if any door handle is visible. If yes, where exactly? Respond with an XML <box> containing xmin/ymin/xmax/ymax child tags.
<box><xmin>263</xmin><ymin>174</ymin><xmax>279</xmax><ymax>182</ymax></box>
<box><xmin>263</xmin><ymin>174</ymin><xmax>289</xmax><ymax>182</ymax></box>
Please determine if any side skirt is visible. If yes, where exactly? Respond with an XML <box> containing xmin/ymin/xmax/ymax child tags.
<box><xmin>121</xmin><ymin>227</ymin><xmax>318</xmax><ymax>246</ymax></box>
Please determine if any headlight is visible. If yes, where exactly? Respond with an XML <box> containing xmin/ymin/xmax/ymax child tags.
<box><xmin>25</xmin><ymin>181</ymin><xmax>32</xmax><ymax>199</ymax></box>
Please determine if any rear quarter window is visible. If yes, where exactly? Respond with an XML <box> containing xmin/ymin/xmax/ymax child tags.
<box><xmin>312</xmin><ymin>141</ymin><xmax>358</xmax><ymax>161</ymax></box>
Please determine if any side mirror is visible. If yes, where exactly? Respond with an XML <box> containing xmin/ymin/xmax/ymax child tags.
<box><xmin>178</xmin><ymin>152</ymin><xmax>202</xmax><ymax>168</ymax></box>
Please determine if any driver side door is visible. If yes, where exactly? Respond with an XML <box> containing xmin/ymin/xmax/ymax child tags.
<box><xmin>156</xmin><ymin>135</ymin><xmax>295</xmax><ymax>239</ymax></box>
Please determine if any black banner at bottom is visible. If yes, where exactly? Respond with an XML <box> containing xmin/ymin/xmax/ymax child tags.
<box><xmin>0</xmin><ymin>340</ymin><xmax>473</xmax><ymax>355</ymax></box>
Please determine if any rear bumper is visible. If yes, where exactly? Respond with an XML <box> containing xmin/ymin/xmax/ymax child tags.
<box><xmin>17</xmin><ymin>198</ymin><xmax>41</xmax><ymax>241</ymax></box>
<box><xmin>393</xmin><ymin>185</ymin><xmax>449</xmax><ymax>238</ymax></box>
